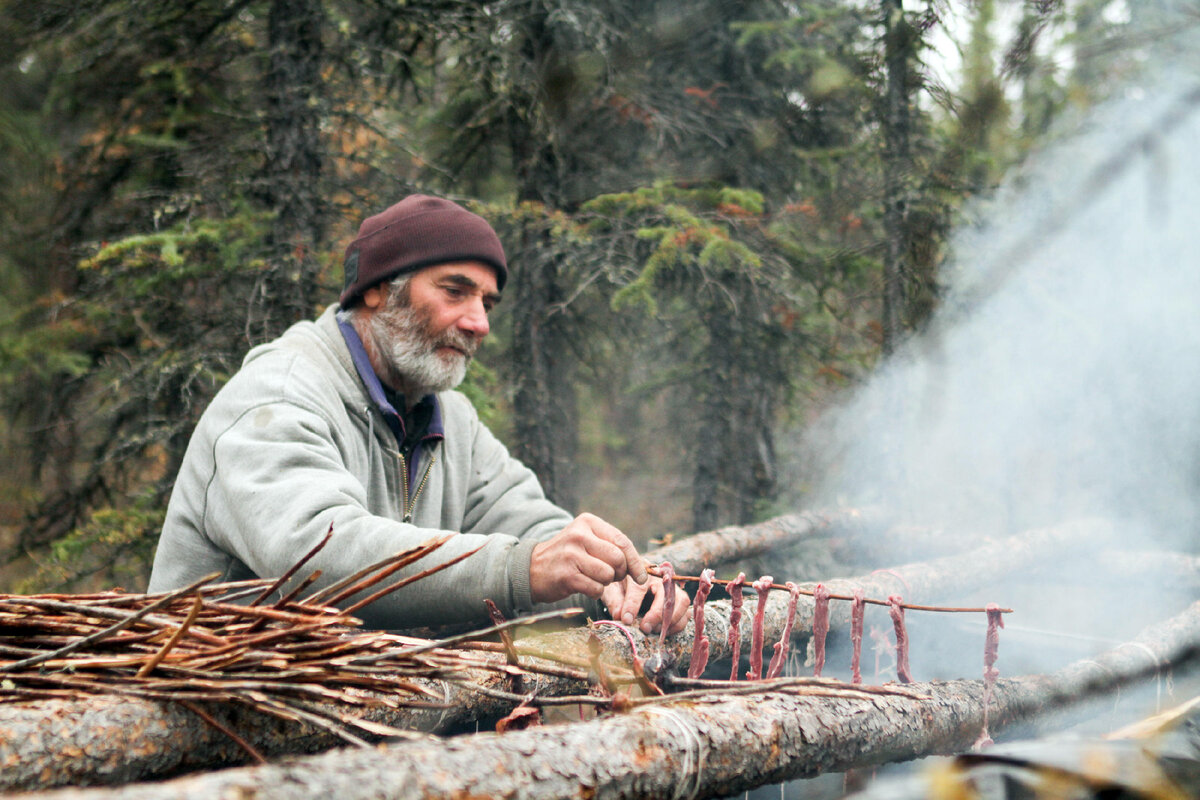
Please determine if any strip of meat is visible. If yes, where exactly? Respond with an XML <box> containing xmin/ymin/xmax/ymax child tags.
<box><xmin>686</xmin><ymin>569</ymin><xmax>715</xmax><ymax>679</ymax></box>
<box><xmin>811</xmin><ymin>583</ymin><xmax>831</xmax><ymax>677</ymax></box>
<box><xmin>657</xmin><ymin>561</ymin><xmax>676</xmax><ymax>650</ymax></box>
<box><xmin>973</xmin><ymin>602</ymin><xmax>1005</xmax><ymax>750</ymax></box>
<box><xmin>766</xmin><ymin>582</ymin><xmax>801</xmax><ymax>679</ymax></box>
<box><xmin>746</xmin><ymin>575</ymin><xmax>774</xmax><ymax>680</ymax></box>
<box><xmin>592</xmin><ymin>620</ymin><xmax>662</xmax><ymax>697</ymax></box>
<box><xmin>888</xmin><ymin>595</ymin><xmax>913</xmax><ymax>684</ymax></box>
<box><xmin>849</xmin><ymin>586</ymin><xmax>866</xmax><ymax>684</ymax></box>
<box><xmin>726</xmin><ymin>572</ymin><xmax>746</xmax><ymax>681</ymax></box>
<box><xmin>586</xmin><ymin>633</ymin><xmax>614</xmax><ymax>697</ymax></box>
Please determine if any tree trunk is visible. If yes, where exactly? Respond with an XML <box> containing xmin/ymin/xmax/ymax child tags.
<box><xmin>509</xmin><ymin>241</ymin><xmax>578</xmax><ymax>510</ymax></box>
<box><xmin>27</xmin><ymin>597</ymin><xmax>1200</xmax><ymax>800</ymax></box>
<box><xmin>880</xmin><ymin>0</ymin><xmax>912</xmax><ymax>355</ymax></box>
<box><xmin>255</xmin><ymin>0</ymin><xmax>326</xmax><ymax>335</ymax></box>
<box><xmin>0</xmin><ymin>656</ymin><xmax>592</xmax><ymax>793</ymax></box>
<box><xmin>504</xmin><ymin>9</ymin><xmax>580</xmax><ymax>511</ymax></box>
<box><xmin>693</xmin><ymin>301</ymin><xmax>739</xmax><ymax>532</ymax></box>
<box><xmin>0</xmin><ymin>516</ymin><xmax>1115</xmax><ymax>791</ymax></box>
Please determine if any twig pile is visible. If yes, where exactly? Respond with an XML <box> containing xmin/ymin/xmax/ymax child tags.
<box><xmin>0</xmin><ymin>532</ymin><xmax>584</xmax><ymax>755</ymax></box>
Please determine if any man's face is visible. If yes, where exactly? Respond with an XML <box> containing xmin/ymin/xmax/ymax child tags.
<box><xmin>368</xmin><ymin>262</ymin><xmax>501</xmax><ymax>397</ymax></box>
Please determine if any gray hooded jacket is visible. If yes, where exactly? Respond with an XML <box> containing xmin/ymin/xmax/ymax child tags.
<box><xmin>148</xmin><ymin>305</ymin><xmax>581</xmax><ymax>629</ymax></box>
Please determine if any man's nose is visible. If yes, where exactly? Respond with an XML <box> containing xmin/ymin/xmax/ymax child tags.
<box><xmin>458</xmin><ymin>299</ymin><xmax>490</xmax><ymax>338</ymax></box>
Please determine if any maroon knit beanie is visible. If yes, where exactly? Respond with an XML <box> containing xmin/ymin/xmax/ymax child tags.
<box><xmin>340</xmin><ymin>195</ymin><xmax>508</xmax><ymax>307</ymax></box>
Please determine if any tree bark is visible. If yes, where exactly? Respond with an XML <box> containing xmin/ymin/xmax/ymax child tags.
<box><xmin>0</xmin><ymin>516</ymin><xmax>1116</xmax><ymax>792</ymax></box>
<box><xmin>641</xmin><ymin>508</ymin><xmax>865</xmax><ymax>575</ymax></box>
<box><xmin>24</xmin><ymin>597</ymin><xmax>1200</xmax><ymax>800</ymax></box>
<box><xmin>255</xmin><ymin>0</ymin><xmax>326</xmax><ymax>335</ymax></box>
<box><xmin>880</xmin><ymin>0</ymin><xmax>913</xmax><ymax>354</ymax></box>
<box><xmin>0</xmin><ymin>657</ymin><xmax>588</xmax><ymax>792</ymax></box>
<box><xmin>504</xmin><ymin>8</ymin><xmax>580</xmax><ymax>510</ymax></box>
<box><xmin>509</xmin><ymin>240</ymin><xmax>578</xmax><ymax>510</ymax></box>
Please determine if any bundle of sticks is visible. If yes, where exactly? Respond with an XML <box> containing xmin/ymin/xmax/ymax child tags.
<box><xmin>0</xmin><ymin>530</ymin><xmax>587</xmax><ymax>750</ymax></box>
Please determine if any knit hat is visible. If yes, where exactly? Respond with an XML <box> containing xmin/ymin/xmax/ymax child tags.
<box><xmin>340</xmin><ymin>195</ymin><xmax>508</xmax><ymax>306</ymax></box>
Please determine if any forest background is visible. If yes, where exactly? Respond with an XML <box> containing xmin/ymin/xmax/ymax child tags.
<box><xmin>0</xmin><ymin>0</ymin><xmax>1169</xmax><ymax>593</ymax></box>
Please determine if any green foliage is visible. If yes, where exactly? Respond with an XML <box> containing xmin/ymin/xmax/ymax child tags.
<box><xmin>0</xmin><ymin>210</ymin><xmax>273</xmax><ymax>588</ymax></box>
<box><xmin>0</xmin><ymin>319</ymin><xmax>94</xmax><ymax>385</ymax></box>
<box><xmin>582</xmin><ymin>182</ymin><xmax>838</xmax><ymax>528</ymax></box>
<box><xmin>459</xmin><ymin>358</ymin><xmax>503</xmax><ymax>432</ymax></box>
<box><xmin>0</xmin><ymin>0</ymin><xmax>1145</xmax><ymax>588</ymax></box>
<box><xmin>591</xmin><ymin>185</ymin><xmax>766</xmax><ymax>315</ymax></box>
<box><xmin>16</xmin><ymin>496</ymin><xmax>163</xmax><ymax>593</ymax></box>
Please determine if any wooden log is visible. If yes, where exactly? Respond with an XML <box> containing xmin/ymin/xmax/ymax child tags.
<box><xmin>1086</xmin><ymin>549</ymin><xmax>1200</xmax><ymax>592</ymax></box>
<box><xmin>641</xmin><ymin>508</ymin><xmax>870</xmax><ymax>574</ymax></box>
<box><xmin>0</xmin><ymin>516</ymin><xmax>1114</xmax><ymax>792</ymax></box>
<box><xmin>21</xmin><ymin>599</ymin><xmax>1200</xmax><ymax>800</ymax></box>
<box><xmin>0</xmin><ymin>655</ymin><xmax>595</xmax><ymax>792</ymax></box>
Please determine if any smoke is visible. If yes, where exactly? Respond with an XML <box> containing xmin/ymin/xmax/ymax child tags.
<box><xmin>777</xmin><ymin>46</ymin><xmax>1200</xmax><ymax>688</ymax></box>
<box><xmin>796</xmin><ymin>70</ymin><xmax>1200</xmax><ymax>551</ymax></box>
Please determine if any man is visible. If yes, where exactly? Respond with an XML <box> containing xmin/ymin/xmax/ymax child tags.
<box><xmin>149</xmin><ymin>194</ymin><xmax>689</xmax><ymax>634</ymax></box>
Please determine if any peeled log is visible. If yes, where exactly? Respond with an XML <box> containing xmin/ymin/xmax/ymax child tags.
<box><xmin>642</xmin><ymin>509</ymin><xmax>866</xmax><ymax>574</ymax></box>
<box><xmin>0</xmin><ymin>656</ymin><xmax>594</xmax><ymax>792</ymax></box>
<box><xmin>24</xmin><ymin>599</ymin><xmax>1200</xmax><ymax>800</ymax></box>
<box><xmin>0</xmin><ymin>516</ymin><xmax>1116</xmax><ymax>791</ymax></box>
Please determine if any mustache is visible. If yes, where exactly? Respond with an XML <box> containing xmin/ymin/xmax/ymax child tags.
<box><xmin>433</xmin><ymin>329</ymin><xmax>479</xmax><ymax>358</ymax></box>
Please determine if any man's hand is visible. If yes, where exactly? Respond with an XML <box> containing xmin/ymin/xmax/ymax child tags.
<box><xmin>529</xmin><ymin>513</ymin><xmax>649</xmax><ymax>604</ymax></box>
<box><xmin>601</xmin><ymin>574</ymin><xmax>690</xmax><ymax>635</ymax></box>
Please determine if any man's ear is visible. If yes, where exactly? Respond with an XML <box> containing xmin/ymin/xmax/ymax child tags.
<box><xmin>361</xmin><ymin>286</ymin><xmax>384</xmax><ymax>310</ymax></box>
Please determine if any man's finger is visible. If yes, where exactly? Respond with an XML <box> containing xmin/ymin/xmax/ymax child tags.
<box><xmin>617</xmin><ymin>577</ymin><xmax>650</xmax><ymax>626</ymax></box>
<box><xmin>640</xmin><ymin>580</ymin><xmax>668</xmax><ymax>634</ymax></box>
<box><xmin>573</xmin><ymin>552</ymin><xmax>618</xmax><ymax>588</ymax></box>
<box><xmin>601</xmin><ymin>583</ymin><xmax>625</xmax><ymax>620</ymax></box>
<box><xmin>580</xmin><ymin>534</ymin><xmax>629</xmax><ymax>581</ymax></box>
<box><xmin>586</xmin><ymin>515</ymin><xmax>648</xmax><ymax>585</ymax></box>
<box><xmin>563</xmin><ymin>569</ymin><xmax>608</xmax><ymax>598</ymax></box>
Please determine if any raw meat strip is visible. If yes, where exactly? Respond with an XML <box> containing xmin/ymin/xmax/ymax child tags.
<box><xmin>657</xmin><ymin>561</ymin><xmax>676</xmax><ymax>649</ymax></box>
<box><xmin>686</xmin><ymin>569</ymin><xmax>716</xmax><ymax>679</ymax></box>
<box><xmin>973</xmin><ymin>602</ymin><xmax>1005</xmax><ymax>749</ymax></box>
<box><xmin>766</xmin><ymin>582</ymin><xmax>801</xmax><ymax>679</ymax></box>
<box><xmin>726</xmin><ymin>572</ymin><xmax>746</xmax><ymax>681</ymax></box>
<box><xmin>811</xmin><ymin>583</ymin><xmax>831</xmax><ymax>677</ymax></box>
<box><xmin>850</xmin><ymin>587</ymin><xmax>866</xmax><ymax>684</ymax></box>
<box><xmin>888</xmin><ymin>595</ymin><xmax>912</xmax><ymax>684</ymax></box>
<box><xmin>745</xmin><ymin>575</ymin><xmax>774</xmax><ymax>680</ymax></box>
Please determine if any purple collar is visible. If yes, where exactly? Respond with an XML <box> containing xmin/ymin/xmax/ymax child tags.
<box><xmin>336</xmin><ymin>317</ymin><xmax>444</xmax><ymax>443</ymax></box>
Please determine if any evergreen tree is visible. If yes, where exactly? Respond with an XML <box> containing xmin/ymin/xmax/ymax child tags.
<box><xmin>0</xmin><ymin>0</ymin><xmax>477</xmax><ymax>587</ymax></box>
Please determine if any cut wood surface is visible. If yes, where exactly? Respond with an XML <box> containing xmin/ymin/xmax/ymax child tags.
<box><xmin>19</xmin><ymin>598</ymin><xmax>1199</xmax><ymax>800</ymax></box>
<box><xmin>0</xmin><ymin>516</ymin><xmax>1118</xmax><ymax>792</ymax></box>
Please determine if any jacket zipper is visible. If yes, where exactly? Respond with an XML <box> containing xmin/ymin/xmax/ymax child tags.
<box><xmin>399</xmin><ymin>451</ymin><xmax>438</xmax><ymax>524</ymax></box>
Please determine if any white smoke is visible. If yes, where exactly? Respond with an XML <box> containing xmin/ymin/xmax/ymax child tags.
<box><xmin>799</xmin><ymin>72</ymin><xmax>1200</xmax><ymax>554</ymax></box>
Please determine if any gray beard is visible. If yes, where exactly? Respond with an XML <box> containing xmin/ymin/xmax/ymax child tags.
<box><xmin>369</xmin><ymin>301</ymin><xmax>474</xmax><ymax>398</ymax></box>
